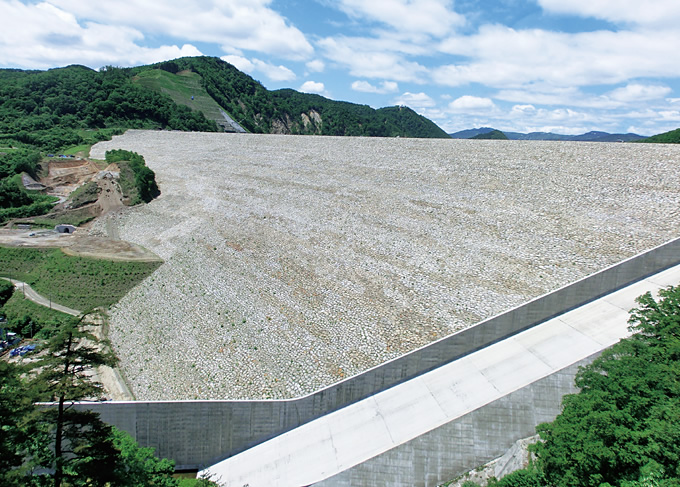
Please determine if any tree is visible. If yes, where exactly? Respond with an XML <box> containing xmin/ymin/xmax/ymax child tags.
<box><xmin>27</xmin><ymin>314</ymin><xmax>122</xmax><ymax>487</ymax></box>
<box><xmin>0</xmin><ymin>278</ymin><xmax>13</xmax><ymax>306</ymax></box>
<box><xmin>535</xmin><ymin>285</ymin><xmax>680</xmax><ymax>487</ymax></box>
<box><xmin>110</xmin><ymin>427</ymin><xmax>177</xmax><ymax>487</ymax></box>
<box><xmin>1</xmin><ymin>311</ymin><xmax>186</xmax><ymax>486</ymax></box>
<box><xmin>0</xmin><ymin>361</ymin><xmax>33</xmax><ymax>486</ymax></box>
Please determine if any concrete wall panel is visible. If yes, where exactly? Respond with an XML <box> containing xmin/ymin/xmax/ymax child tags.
<box><xmin>316</xmin><ymin>358</ymin><xmax>588</xmax><ymax>486</ymax></box>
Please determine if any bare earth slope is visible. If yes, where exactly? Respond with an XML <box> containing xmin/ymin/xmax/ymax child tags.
<box><xmin>90</xmin><ymin>131</ymin><xmax>680</xmax><ymax>400</ymax></box>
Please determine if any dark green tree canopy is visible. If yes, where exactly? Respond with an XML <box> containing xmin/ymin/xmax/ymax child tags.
<box><xmin>535</xmin><ymin>285</ymin><xmax>680</xmax><ymax>487</ymax></box>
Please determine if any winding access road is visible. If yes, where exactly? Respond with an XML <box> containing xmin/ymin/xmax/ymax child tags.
<box><xmin>1</xmin><ymin>277</ymin><xmax>81</xmax><ymax>316</ymax></box>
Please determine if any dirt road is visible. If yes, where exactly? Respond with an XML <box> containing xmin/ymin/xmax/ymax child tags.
<box><xmin>1</xmin><ymin>277</ymin><xmax>80</xmax><ymax>316</ymax></box>
<box><xmin>1</xmin><ymin>277</ymin><xmax>134</xmax><ymax>400</ymax></box>
<box><xmin>0</xmin><ymin>229</ymin><xmax>161</xmax><ymax>262</ymax></box>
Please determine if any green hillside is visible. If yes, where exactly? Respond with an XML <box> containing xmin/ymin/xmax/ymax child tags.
<box><xmin>138</xmin><ymin>56</ymin><xmax>449</xmax><ymax>138</ymax></box>
<box><xmin>132</xmin><ymin>68</ymin><xmax>237</xmax><ymax>131</ymax></box>
<box><xmin>639</xmin><ymin>127</ymin><xmax>680</xmax><ymax>143</ymax></box>
<box><xmin>0</xmin><ymin>63</ymin><xmax>218</xmax><ymax>153</ymax></box>
<box><xmin>471</xmin><ymin>129</ymin><xmax>508</xmax><ymax>140</ymax></box>
<box><xmin>0</xmin><ymin>56</ymin><xmax>450</xmax><ymax>156</ymax></box>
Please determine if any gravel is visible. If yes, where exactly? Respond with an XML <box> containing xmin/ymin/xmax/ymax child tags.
<box><xmin>90</xmin><ymin>131</ymin><xmax>680</xmax><ymax>400</ymax></box>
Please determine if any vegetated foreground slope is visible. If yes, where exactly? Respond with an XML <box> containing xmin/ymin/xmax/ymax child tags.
<box><xmin>90</xmin><ymin>131</ymin><xmax>680</xmax><ymax>401</ymax></box>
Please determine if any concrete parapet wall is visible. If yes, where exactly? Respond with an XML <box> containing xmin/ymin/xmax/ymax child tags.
<box><xmin>82</xmin><ymin>237</ymin><xmax>680</xmax><ymax>470</ymax></box>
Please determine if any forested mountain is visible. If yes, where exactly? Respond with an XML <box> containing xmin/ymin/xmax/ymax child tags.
<box><xmin>142</xmin><ymin>57</ymin><xmax>450</xmax><ymax>138</ymax></box>
<box><xmin>639</xmin><ymin>127</ymin><xmax>680</xmax><ymax>143</ymax></box>
<box><xmin>0</xmin><ymin>63</ymin><xmax>218</xmax><ymax>152</ymax></box>
<box><xmin>0</xmin><ymin>56</ymin><xmax>449</xmax><ymax>154</ymax></box>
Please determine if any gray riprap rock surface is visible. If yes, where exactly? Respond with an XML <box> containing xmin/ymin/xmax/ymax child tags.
<box><xmin>90</xmin><ymin>131</ymin><xmax>680</xmax><ymax>400</ymax></box>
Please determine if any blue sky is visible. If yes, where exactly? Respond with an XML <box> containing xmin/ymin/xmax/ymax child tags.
<box><xmin>2</xmin><ymin>0</ymin><xmax>680</xmax><ymax>135</ymax></box>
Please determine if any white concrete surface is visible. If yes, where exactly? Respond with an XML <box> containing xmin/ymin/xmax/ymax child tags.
<box><xmin>201</xmin><ymin>264</ymin><xmax>680</xmax><ymax>486</ymax></box>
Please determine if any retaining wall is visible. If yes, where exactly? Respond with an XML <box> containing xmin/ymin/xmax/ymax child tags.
<box><xmin>316</xmin><ymin>357</ymin><xmax>588</xmax><ymax>486</ymax></box>
<box><xmin>81</xmin><ymin>237</ymin><xmax>680</xmax><ymax>470</ymax></box>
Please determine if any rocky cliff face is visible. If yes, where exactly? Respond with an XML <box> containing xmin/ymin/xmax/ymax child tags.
<box><xmin>270</xmin><ymin>109</ymin><xmax>323</xmax><ymax>135</ymax></box>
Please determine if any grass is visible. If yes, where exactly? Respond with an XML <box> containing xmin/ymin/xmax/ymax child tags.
<box><xmin>0</xmin><ymin>246</ymin><xmax>161</xmax><ymax>311</ymax></box>
<box><xmin>116</xmin><ymin>161</ymin><xmax>141</xmax><ymax>205</ymax></box>
<box><xmin>2</xmin><ymin>291</ymin><xmax>71</xmax><ymax>329</ymax></box>
<box><xmin>61</xmin><ymin>144</ymin><xmax>91</xmax><ymax>157</ymax></box>
<box><xmin>59</xmin><ymin>127</ymin><xmax>127</xmax><ymax>157</ymax></box>
<box><xmin>132</xmin><ymin>69</ymin><xmax>232</xmax><ymax>124</ymax></box>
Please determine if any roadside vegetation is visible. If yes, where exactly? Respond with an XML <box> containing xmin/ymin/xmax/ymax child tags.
<box><xmin>1</xmin><ymin>289</ymin><xmax>71</xmax><ymax>338</ymax></box>
<box><xmin>457</xmin><ymin>285</ymin><xmax>680</xmax><ymax>487</ymax></box>
<box><xmin>0</xmin><ymin>246</ymin><xmax>161</xmax><ymax>310</ymax></box>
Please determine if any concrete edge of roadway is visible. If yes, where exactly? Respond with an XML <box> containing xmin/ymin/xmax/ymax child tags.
<box><xmin>78</xmin><ymin>236</ymin><xmax>680</xmax><ymax>470</ymax></box>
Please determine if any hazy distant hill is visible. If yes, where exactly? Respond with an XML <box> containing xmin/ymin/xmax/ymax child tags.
<box><xmin>470</xmin><ymin>129</ymin><xmax>508</xmax><ymax>140</ymax></box>
<box><xmin>503</xmin><ymin>131</ymin><xmax>572</xmax><ymax>141</ymax></box>
<box><xmin>449</xmin><ymin>127</ymin><xmax>496</xmax><ymax>139</ymax></box>
<box><xmin>450</xmin><ymin>127</ymin><xmax>646</xmax><ymax>142</ymax></box>
<box><xmin>638</xmin><ymin>128</ymin><xmax>680</xmax><ymax>143</ymax></box>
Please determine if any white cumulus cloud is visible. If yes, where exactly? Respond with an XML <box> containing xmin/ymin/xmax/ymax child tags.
<box><xmin>436</xmin><ymin>25</ymin><xmax>680</xmax><ymax>89</ymax></box>
<box><xmin>0</xmin><ymin>0</ymin><xmax>313</xmax><ymax>69</ymax></box>
<box><xmin>351</xmin><ymin>80</ymin><xmax>399</xmax><ymax>94</ymax></box>
<box><xmin>449</xmin><ymin>95</ymin><xmax>496</xmax><ymax>112</ymax></box>
<box><xmin>606</xmin><ymin>83</ymin><xmax>672</xmax><ymax>103</ymax></box>
<box><xmin>334</xmin><ymin>0</ymin><xmax>464</xmax><ymax>38</ymax></box>
<box><xmin>537</xmin><ymin>0</ymin><xmax>680</xmax><ymax>27</ymax></box>
<box><xmin>300</xmin><ymin>81</ymin><xmax>325</xmax><ymax>94</ymax></box>
<box><xmin>222</xmin><ymin>55</ymin><xmax>255</xmax><ymax>73</ymax></box>
<box><xmin>394</xmin><ymin>92</ymin><xmax>436</xmax><ymax>108</ymax></box>
<box><xmin>306</xmin><ymin>59</ymin><xmax>325</xmax><ymax>73</ymax></box>
<box><xmin>318</xmin><ymin>36</ymin><xmax>429</xmax><ymax>82</ymax></box>
<box><xmin>0</xmin><ymin>0</ymin><xmax>203</xmax><ymax>69</ymax></box>
<box><xmin>221</xmin><ymin>55</ymin><xmax>295</xmax><ymax>82</ymax></box>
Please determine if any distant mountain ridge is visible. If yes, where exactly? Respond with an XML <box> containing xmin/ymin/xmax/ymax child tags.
<box><xmin>449</xmin><ymin>127</ymin><xmax>647</xmax><ymax>142</ymax></box>
<box><xmin>470</xmin><ymin>129</ymin><xmax>508</xmax><ymax>140</ymax></box>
